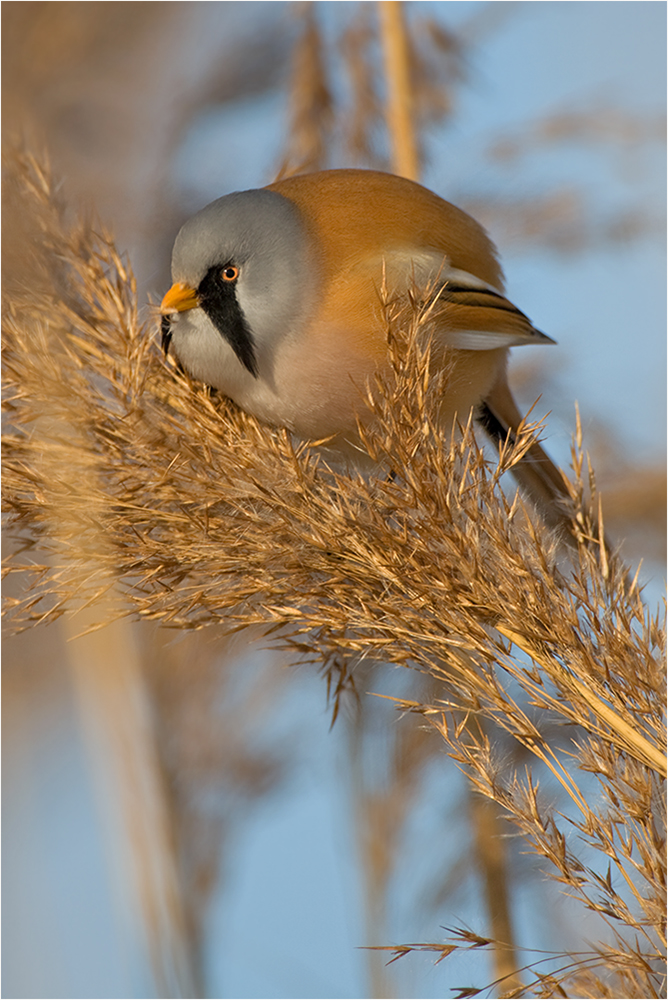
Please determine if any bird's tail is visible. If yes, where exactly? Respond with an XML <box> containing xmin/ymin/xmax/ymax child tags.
<box><xmin>478</xmin><ymin>374</ymin><xmax>577</xmax><ymax>540</ymax></box>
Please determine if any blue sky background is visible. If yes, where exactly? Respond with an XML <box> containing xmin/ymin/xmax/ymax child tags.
<box><xmin>4</xmin><ymin>4</ymin><xmax>666</xmax><ymax>999</ymax></box>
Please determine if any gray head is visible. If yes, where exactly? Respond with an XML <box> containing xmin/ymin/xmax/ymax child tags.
<box><xmin>169</xmin><ymin>188</ymin><xmax>318</xmax><ymax>377</ymax></box>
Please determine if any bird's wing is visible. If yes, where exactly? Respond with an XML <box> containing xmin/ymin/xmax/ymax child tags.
<box><xmin>376</xmin><ymin>250</ymin><xmax>554</xmax><ymax>351</ymax></box>
<box><xmin>425</xmin><ymin>266</ymin><xmax>555</xmax><ymax>351</ymax></box>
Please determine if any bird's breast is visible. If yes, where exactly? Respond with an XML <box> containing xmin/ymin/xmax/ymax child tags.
<box><xmin>167</xmin><ymin>268</ymin><xmax>508</xmax><ymax>442</ymax></box>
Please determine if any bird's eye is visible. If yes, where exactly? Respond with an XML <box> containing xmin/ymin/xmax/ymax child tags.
<box><xmin>221</xmin><ymin>265</ymin><xmax>239</xmax><ymax>282</ymax></box>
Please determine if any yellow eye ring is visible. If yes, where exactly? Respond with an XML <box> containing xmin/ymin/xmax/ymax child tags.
<box><xmin>222</xmin><ymin>265</ymin><xmax>239</xmax><ymax>282</ymax></box>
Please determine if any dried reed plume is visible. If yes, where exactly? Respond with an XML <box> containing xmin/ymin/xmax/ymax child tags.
<box><xmin>278</xmin><ymin>2</ymin><xmax>467</xmax><ymax>178</ymax></box>
<box><xmin>276</xmin><ymin>2</ymin><xmax>333</xmax><ymax>178</ymax></box>
<box><xmin>3</xmin><ymin>153</ymin><xmax>666</xmax><ymax>998</ymax></box>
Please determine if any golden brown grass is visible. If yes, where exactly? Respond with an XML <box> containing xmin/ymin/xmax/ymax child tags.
<box><xmin>3</xmin><ymin>150</ymin><xmax>665</xmax><ymax>998</ymax></box>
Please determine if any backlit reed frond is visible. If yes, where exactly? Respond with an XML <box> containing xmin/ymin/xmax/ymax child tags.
<box><xmin>2</xmin><ymin>151</ymin><xmax>665</xmax><ymax>998</ymax></box>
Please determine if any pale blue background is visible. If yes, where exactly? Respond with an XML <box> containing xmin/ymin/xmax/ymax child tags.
<box><xmin>3</xmin><ymin>3</ymin><xmax>665</xmax><ymax>998</ymax></box>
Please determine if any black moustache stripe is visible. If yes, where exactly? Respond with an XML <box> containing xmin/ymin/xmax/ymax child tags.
<box><xmin>198</xmin><ymin>266</ymin><xmax>258</xmax><ymax>378</ymax></box>
<box><xmin>161</xmin><ymin>315</ymin><xmax>172</xmax><ymax>356</ymax></box>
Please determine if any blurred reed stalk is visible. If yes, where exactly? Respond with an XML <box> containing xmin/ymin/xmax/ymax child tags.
<box><xmin>65</xmin><ymin>615</ymin><xmax>200</xmax><ymax>999</ymax></box>
<box><xmin>276</xmin><ymin>1</ymin><xmax>333</xmax><ymax>178</ymax></box>
<box><xmin>12</xmin><ymin>176</ymin><xmax>201</xmax><ymax>994</ymax></box>
<box><xmin>379</xmin><ymin>0</ymin><xmax>418</xmax><ymax>180</ymax></box>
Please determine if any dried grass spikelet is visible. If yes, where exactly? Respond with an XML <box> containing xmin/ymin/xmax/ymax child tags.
<box><xmin>340</xmin><ymin>5</ymin><xmax>384</xmax><ymax>169</ymax></box>
<box><xmin>275</xmin><ymin>2</ymin><xmax>333</xmax><ymax>180</ymax></box>
<box><xmin>3</xmin><ymin>152</ymin><xmax>666</xmax><ymax>995</ymax></box>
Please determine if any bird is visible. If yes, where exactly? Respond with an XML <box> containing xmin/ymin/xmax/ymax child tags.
<box><xmin>160</xmin><ymin>168</ymin><xmax>571</xmax><ymax>533</ymax></box>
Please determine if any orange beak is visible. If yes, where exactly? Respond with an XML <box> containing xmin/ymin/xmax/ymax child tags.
<box><xmin>160</xmin><ymin>282</ymin><xmax>199</xmax><ymax>314</ymax></box>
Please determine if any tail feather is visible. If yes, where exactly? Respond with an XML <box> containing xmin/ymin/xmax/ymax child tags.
<box><xmin>478</xmin><ymin>375</ymin><xmax>575</xmax><ymax>538</ymax></box>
